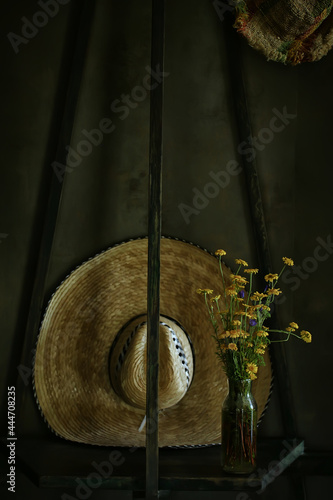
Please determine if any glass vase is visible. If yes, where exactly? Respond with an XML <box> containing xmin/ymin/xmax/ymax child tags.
<box><xmin>221</xmin><ymin>377</ymin><xmax>257</xmax><ymax>474</ymax></box>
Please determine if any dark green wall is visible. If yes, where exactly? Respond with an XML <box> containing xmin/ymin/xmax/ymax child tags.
<box><xmin>1</xmin><ymin>0</ymin><xmax>333</xmax><ymax>498</ymax></box>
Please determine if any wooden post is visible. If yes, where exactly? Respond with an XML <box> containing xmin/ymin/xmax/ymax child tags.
<box><xmin>14</xmin><ymin>0</ymin><xmax>96</xmax><ymax>430</ymax></box>
<box><xmin>222</xmin><ymin>13</ymin><xmax>298</xmax><ymax>438</ymax></box>
<box><xmin>146</xmin><ymin>0</ymin><xmax>165</xmax><ymax>499</ymax></box>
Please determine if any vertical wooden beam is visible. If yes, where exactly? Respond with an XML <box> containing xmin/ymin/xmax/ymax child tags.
<box><xmin>222</xmin><ymin>13</ymin><xmax>298</xmax><ymax>438</ymax></box>
<box><xmin>146</xmin><ymin>0</ymin><xmax>165</xmax><ymax>498</ymax></box>
<box><xmin>15</xmin><ymin>0</ymin><xmax>96</xmax><ymax>428</ymax></box>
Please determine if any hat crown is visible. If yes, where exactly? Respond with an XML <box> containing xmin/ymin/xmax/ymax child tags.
<box><xmin>110</xmin><ymin>315</ymin><xmax>193</xmax><ymax>410</ymax></box>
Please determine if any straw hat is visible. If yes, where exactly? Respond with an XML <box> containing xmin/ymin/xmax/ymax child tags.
<box><xmin>33</xmin><ymin>237</ymin><xmax>272</xmax><ymax>447</ymax></box>
<box><xmin>233</xmin><ymin>0</ymin><xmax>333</xmax><ymax>65</ymax></box>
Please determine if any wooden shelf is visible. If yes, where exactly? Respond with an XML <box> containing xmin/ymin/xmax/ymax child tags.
<box><xmin>5</xmin><ymin>437</ymin><xmax>304</xmax><ymax>493</ymax></box>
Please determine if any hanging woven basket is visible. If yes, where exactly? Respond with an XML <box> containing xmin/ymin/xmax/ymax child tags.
<box><xmin>233</xmin><ymin>0</ymin><xmax>333</xmax><ymax>65</ymax></box>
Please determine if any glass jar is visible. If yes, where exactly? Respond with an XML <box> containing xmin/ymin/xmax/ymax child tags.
<box><xmin>221</xmin><ymin>377</ymin><xmax>257</xmax><ymax>474</ymax></box>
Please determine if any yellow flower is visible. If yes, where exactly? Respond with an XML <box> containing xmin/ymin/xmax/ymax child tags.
<box><xmin>260</xmin><ymin>305</ymin><xmax>271</xmax><ymax>311</ymax></box>
<box><xmin>267</xmin><ymin>288</ymin><xmax>282</xmax><ymax>296</ymax></box>
<box><xmin>231</xmin><ymin>274</ymin><xmax>248</xmax><ymax>285</ymax></box>
<box><xmin>218</xmin><ymin>332</ymin><xmax>228</xmax><ymax>339</ymax></box>
<box><xmin>240</xmin><ymin>330</ymin><xmax>250</xmax><ymax>338</ymax></box>
<box><xmin>239</xmin><ymin>311</ymin><xmax>252</xmax><ymax>318</ymax></box>
<box><xmin>248</xmin><ymin>371</ymin><xmax>257</xmax><ymax>380</ymax></box>
<box><xmin>244</xmin><ymin>268</ymin><xmax>259</xmax><ymax>274</ymax></box>
<box><xmin>226</xmin><ymin>286</ymin><xmax>237</xmax><ymax>296</ymax></box>
<box><xmin>235</xmin><ymin>258</ymin><xmax>248</xmax><ymax>267</ymax></box>
<box><xmin>210</xmin><ymin>294</ymin><xmax>221</xmax><ymax>302</ymax></box>
<box><xmin>300</xmin><ymin>330</ymin><xmax>312</xmax><ymax>343</ymax></box>
<box><xmin>215</xmin><ymin>249</ymin><xmax>226</xmax><ymax>256</ymax></box>
<box><xmin>264</xmin><ymin>273</ymin><xmax>279</xmax><ymax>282</ymax></box>
<box><xmin>246</xmin><ymin>342</ymin><xmax>253</xmax><ymax>347</ymax></box>
<box><xmin>229</xmin><ymin>330</ymin><xmax>241</xmax><ymax>338</ymax></box>
<box><xmin>286</xmin><ymin>326</ymin><xmax>295</xmax><ymax>332</ymax></box>
<box><xmin>282</xmin><ymin>257</ymin><xmax>294</xmax><ymax>267</ymax></box>
<box><xmin>246</xmin><ymin>363</ymin><xmax>258</xmax><ymax>374</ymax></box>
<box><xmin>289</xmin><ymin>322</ymin><xmax>299</xmax><ymax>329</ymax></box>
<box><xmin>255</xmin><ymin>348</ymin><xmax>265</xmax><ymax>354</ymax></box>
<box><xmin>232</xmin><ymin>320</ymin><xmax>241</xmax><ymax>326</ymax></box>
<box><xmin>196</xmin><ymin>288</ymin><xmax>213</xmax><ymax>295</ymax></box>
<box><xmin>251</xmin><ymin>292</ymin><xmax>267</xmax><ymax>301</ymax></box>
<box><xmin>256</xmin><ymin>330</ymin><xmax>269</xmax><ymax>337</ymax></box>
<box><xmin>228</xmin><ymin>342</ymin><xmax>238</xmax><ymax>351</ymax></box>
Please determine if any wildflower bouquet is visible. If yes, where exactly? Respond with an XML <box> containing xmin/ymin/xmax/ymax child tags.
<box><xmin>197</xmin><ymin>249</ymin><xmax>311</xmax><ymax>382</ymax></box>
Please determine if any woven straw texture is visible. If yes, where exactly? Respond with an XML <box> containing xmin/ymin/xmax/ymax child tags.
<box><xmin>33</xmin><ymin>238</ymin><xmax>272</xmax><ymax>447</ymax></box>
<box><xmin>234</xmin><ymin>0</ymin><xmax>333</xmax><ymax>65</ymax></box>
<box><xmin>110</xmin><ymin>315</ymin><xmax>194</xmax><ymax>410</ymax></box>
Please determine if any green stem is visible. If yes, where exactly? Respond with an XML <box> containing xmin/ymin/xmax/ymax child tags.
<box><xmin>204</xmin><ymin>293</ymin><xmax>215</xmax><ymax>330</ymax></box>
<box><xmin>218</xmin><ymin>257</ymin><xmax>227</xmax><ymax>303</ymax></box>
<box><xmin>274</xmin><ymin>264</ymin><xmax>286</xmax><ymax>287</ymax></box>
<box><xmin>269</xmin><ymin>330</ymin><xmax>304</xmax><ymax>342</ymax></box>
<box><xmin>246</xmin><ymin>273</ymin><xmax>253</xmax><ymax>307</ymax></box>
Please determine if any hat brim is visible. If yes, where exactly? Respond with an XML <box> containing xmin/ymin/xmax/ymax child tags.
<box><xmin>33</xmin><ymin>238</ymin><xmax>272</xmax><ymax>447</ymax></box>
